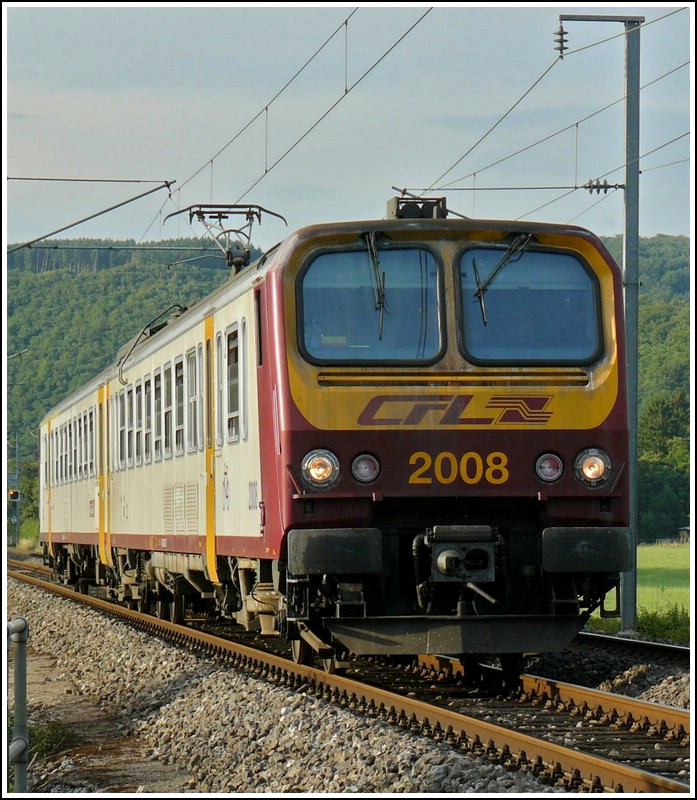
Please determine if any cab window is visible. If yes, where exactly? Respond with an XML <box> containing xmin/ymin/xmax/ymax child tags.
<box><xmin>299</xmin><ymin>247</ymin><xmax>442</xmax><ymax>363</ymax></box>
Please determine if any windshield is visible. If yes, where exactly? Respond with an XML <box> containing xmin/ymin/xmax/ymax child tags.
<box><xmin>458</xmin><ymin>247</ymin><xmax>601</xmax><ymax>364</ymax></box>
<box><xmin>300</xmin><ymin>247</ymin><xmax>441</xmax><ymax>363</ymax></box>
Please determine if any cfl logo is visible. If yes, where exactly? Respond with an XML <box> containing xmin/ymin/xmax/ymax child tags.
<box><xmin>357</xmin><ymin>394</ymin><xmax>553</xmax><ymax>427</ymax></box>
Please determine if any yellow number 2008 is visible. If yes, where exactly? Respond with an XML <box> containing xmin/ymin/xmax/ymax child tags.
<box><xmin>408</xmin><ymin>451</ymin><xmax>509</xmax><ymax>486</ymax></box>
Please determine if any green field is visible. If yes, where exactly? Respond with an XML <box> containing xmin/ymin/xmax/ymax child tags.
<box><xmin>588</xmin><ymin>543</ymin><xmax>691</xmax><ymax>642</ymax></box>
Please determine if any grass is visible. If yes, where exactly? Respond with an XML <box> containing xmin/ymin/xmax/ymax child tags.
<box><xmin>587</xmin><ymin>543</ymin><xmax>691</xmax><ymax>643</ymax></box>
<box><xmin>13</xmin><ymin>518</ymin><xmax>41</xmax><ymax>552</ymax></box>
<box><xmin>7</xmin><ymin>718</ymin><xmax>75</xmax><ymax>790</ymax></box>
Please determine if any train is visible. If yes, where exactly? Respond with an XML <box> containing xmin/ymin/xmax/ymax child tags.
<box><xmin>39</xmin><ymin>196</ymin><xmax>632</xmax><ymax>672</ymax></box>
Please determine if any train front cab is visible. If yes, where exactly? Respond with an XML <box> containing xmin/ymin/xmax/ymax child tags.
<box><xmin>273</xmin><ymin>216</ymin><xmax>632</xmax><ymax>658</ymax></box>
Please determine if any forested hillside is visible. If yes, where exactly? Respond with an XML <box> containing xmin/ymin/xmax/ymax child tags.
<box><xmin>6</xmin><ymin>234</ymin><xmax>690</xmax><ymax>541</ymax></box>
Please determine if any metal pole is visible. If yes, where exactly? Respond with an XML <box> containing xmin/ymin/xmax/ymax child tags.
<box><xmin>15</xmin><ymin>432</ymin><xmax>21</xmax><ymax>547</ymax></box>
<box><xmin>621</xmin><ymin>19</ymin><xmax>642</xmax><ymax>632</ymax></box>
<box><xmin>558</xmin><ymin>13</ymin><xmax>642</xmax><ymax>632</ymax></box>
<box><xmin>8</xmin><ymin>616</ymin><xmax>29</xmax><ymax>792</ymax></box>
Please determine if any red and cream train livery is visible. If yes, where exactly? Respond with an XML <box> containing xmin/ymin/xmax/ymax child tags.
<box><xmin>39</xmin><ymin>199</ymin><xmax>631</xmax><ymax>665</ymax></box>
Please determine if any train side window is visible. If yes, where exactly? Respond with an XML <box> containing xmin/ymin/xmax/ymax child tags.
<box><xmin>42</xmin><ymin>434</ymin><xmax>48</xmax><ymax>488</ymax></box>
<box><xmin>77</xmin><ymin>413</ymin><xmax>83</xmax><ymax>480</ymax></box>
<box><xmin>111</xmin><ymin>396</ymin><xmax>118</xmax><ymax>472</ymax></box>
<box><xmin>52</xmin><ymin>430</ymin><xmax>58</xmax><ymax>487</ymax></box>
<box><xmin>74</xmin><ymin>417</ymin><xmax>78</xmax><ymax>481</ymax></box>
<box><xmin>144</xmin><ymin>375</ymin><xmax>152</xmax><ymax>464</ymax></box>
<box><xmin>241</xmin><ymin>318</ymin><xmax>248</xmax><ymax>442</ymax></box>
<box><xmin>83</xmin><ymin>413</ymin><xmax>88</xmax><ymax>478</ymax></box>
<box><xmin>164</xmin><ymin>363</ymin><xmax>173</xmax><ymax>459</ymax></box>
<box><xmin>70</xmin><ymin>417</ymin><xmax>76</xmax><ymax>481</ymax></box>
<box><xmin>82</xmin><ymin>412</ymin><xmax>88</xmax><ymax>478</ymax></box>
<box><xmin>135</xmin><ymin>381</ymin><xmax>143</xmax><ymax>466</ymax></box>
<box><xmin>226</xmin><ymin>325</ymin><xmax>240</xmax><ymax>443</ymax></box>
<box><xmin>175</xmin><ymin>357</ymin><xmax>184</xmax><ymax>456</ymax></box>
<box><xmin>205</xmin><ymin>339</ymin><xmax>213</xmax><ymax>450</ymax></box>
<box><xmin>255</xmin><ymin>289</ymin><xmax>263</xmax><ymax>367</ymax></box>
<box><xmin>127</xmin><ymin>385</ymin><xmax>134</xmax><ymax>468</ymax></box>
<box><xmin>215</xmin><ymin>332</ymin><xmax>224</xmax><ymax>447</ymax></box>
<box><xmin>119</xmin><ymin>390</ymin><xmax>127</xmax><ymax>470</ymax></box>
<box><xmin>154</xmin><ymin>370</ymin><xmax>163</xmax><ymax>461</ymax></box>
<box><xmin>67</xmin><ymin>420</ymin><xmax>71</xmax><ymax>481</ymax></box>
<box><xmin>186</xmin><ymin>349</ymin><xmax>198</xmax><ymax>452</ymax></box>
<box><xmin>97</xmin><ymin>403</ymin><xmax>103</xmax><ymax>478</ymax></box>
<box><xmin>88</xmin><ymin>409</ymin><xmax>95</xmax><ymax>477</ymax></box>
<box><xmin>198</xmin><ymin>344</ymin><xmax>204</xmax><ymax>451</ymax></box>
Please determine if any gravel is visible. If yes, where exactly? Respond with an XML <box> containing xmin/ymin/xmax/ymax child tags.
<box><xmin>8</xmin><ymin>580</ymin><xmax>687</xmax><ymax>793</ymax></box>
<box><xmin>527</xmin><ymin>642</ymin><xmax>690</xmax><ymax>708</ymax></box>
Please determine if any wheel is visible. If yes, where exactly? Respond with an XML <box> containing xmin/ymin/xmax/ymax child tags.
<box><xmin>499</xmin><ymin>654</ymin><xmax>525</xmax><ymax>692</ymax></box>
<box><xmin>290</xmin><ymin>637</ymin><xmax>313</xmax><ymax>666</ymax></box>
<box><xmin>155</xmin><ymin>598</ymin><xmax>170</xmax><ymax>621</ymax></box>
<box><xmin>169</xmin><ymin>595</ymin><xmax>185</xmax><ymax>625</ymax></box>
<box><xmin>462</xmin><ymin>655</ymin><xmax>484</xmax><ymax>687</ymax></box>
<box><xmin>321</xmin><ymin>656</ymin><xmax>348</xmax><ymax>675</ymax></box>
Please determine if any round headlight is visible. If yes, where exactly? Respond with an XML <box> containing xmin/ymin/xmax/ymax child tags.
<box><xmin>351</xmin><ymin>453</ymin><xmax>380</xmax><ymax>483</ymax></box>
<box><xmin>301</xmin><ymin>449</ymin><xmax>340</xmax><ymax>488</ymax></box>
<box><xmin>535</xmin><ymin>453</ymin><xmax>563</xmax><ymax>482</ymax></box>
<box><xmin>575</xmin><ymin>448</ymin><xmax>611</xmax><ymax>487</ymax></box>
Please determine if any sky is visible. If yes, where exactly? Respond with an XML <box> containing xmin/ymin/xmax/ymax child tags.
<box><xmin>3</xmin><ymin>2</ymin><xmax>694</xmax><ymax>254</ymax></box>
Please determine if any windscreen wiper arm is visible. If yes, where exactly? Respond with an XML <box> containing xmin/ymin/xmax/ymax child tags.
<box><xmin>365</xmin><ymin>231</ymin><xmax>386</xmax><ymax>340</ymax></box>
<box><xmin>473</xmin><ymin>232</ymin><xmax>532</xmax><ymax>326</ymax></box>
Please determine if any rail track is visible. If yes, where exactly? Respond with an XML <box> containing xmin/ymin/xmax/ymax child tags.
<box><xmin>8</xmin><ymin>564</ymin><xmax>690</xmax><ymax>793</ymax></box>
<box><xmin>577</xmin><ymin>629</ymin><xmax>691</xmax><ymax>659</ymax></box>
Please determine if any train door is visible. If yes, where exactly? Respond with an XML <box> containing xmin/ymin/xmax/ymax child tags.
<box><xmin>203</xmin><ymin>315</ymin><xmax>219</xmax><ymax>582</ymax></box>
<box><xmin>40</xmin><ymin>427</ymin><xmax>51</xmax><ymax>548</ymax></box>
<box><xmin>97</xmin><ymin>385</ymin><xmax>114</xmax><ymax>568</ymax></box>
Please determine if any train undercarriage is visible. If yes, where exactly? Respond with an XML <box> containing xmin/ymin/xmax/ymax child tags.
<box><xmin>44</xmin><ymin>515</ymin><xmax>627</xmax><ymax>675</ymax></box>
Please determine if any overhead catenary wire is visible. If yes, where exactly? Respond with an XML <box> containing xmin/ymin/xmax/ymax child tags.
<box><xmin>421</xmin><ymin>8</ymin><xmax>688</xmax><ymax>197</ymax></box>
<box><xmin>639</xmin><ymin>158</ymin><xmax>689</xmax><ymax>173</ymax></box>
<box><xmin>7</xmin><ymin>181</ymin><xmax>175</xmax><ymax>255</ymax></box>
<box><xmin>7</xmin><ymin>177</ymin><xmax>171</xmax><ymax>183</ymax></box>
<box><xmin>140</xmin><ymin>8</ymin><xmax>359</xmax><ymax>241</ymax></box>
<box><xmin>566</xmin><ymin>190</ymin><xmax>616</xmax><ymax>225</ymax></box>
<box><xmin>236</xmin><ymin>8</ymin><xmax>433</xmax><ymax>202</ymax></box>
<box><xmin>424</xmin><ymin>59</ymin><xmax>560</xmax><ymax>193</ymax></box>
<box><xmin>402</xmin><ymin>184</ymin><xmax>623</xmax><ymax>192</ymax></box>
<box><xmin>512</xmin><ymin>131</ymin><xmax>689</xmax><ymax>221</ymax></box>
<box><xmin>178</xmin><ymin>8</ymin><xmax>360</xmax><ymax>195</ymax></box>
<box><xmin>140</xmin><ymin>7</ymin><xmax>432</xmax><ymax>241</ymax></box>
<box><xmin>437</xmin><ymin>60</ymin><xmax>689</xmax><ymax>190</ymax></box>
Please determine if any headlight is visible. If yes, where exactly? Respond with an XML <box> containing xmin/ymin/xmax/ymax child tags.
<box><xmin>351</xmin><ymin>453</ymin><xmax>380</xmax><ymax>483</ymax></box>
<box><xmin>535</xmin><ymin>453</ymin><xmax>563</xmax><ymax>482</ymax></box>
<box><xmin>575</xmin><ymin>448</ymin><xmax>611</xmax><ymax>487</ymax></box>
<box><xmin>301</xmin><ymin>449</ymin><xmax>340</xmax><ymax>488</ymax></box>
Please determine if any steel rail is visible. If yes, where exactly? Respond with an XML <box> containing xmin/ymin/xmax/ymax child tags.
<box><xmin>520</xmin><ymin>673</ymin><xmax>690</xmax><ymax>738</ymax></box>
<box><xmin>9</xmin><ymin>571</ymin><xmax>690</xmax><ymax>793</ymax></box>
<box><xmin>577</xmin><ymin>629</ymin><xmax>690</xmax><ymax>657</ymax></box>
<box><xmin>416</xmin><ymin>653</ymin><xmax>690</xmax><ymax>736</ymax></box>
<box><xmin>8</xmin><ymin>558</ymin><xmax>52</xmax><ymax>576</ymax></box>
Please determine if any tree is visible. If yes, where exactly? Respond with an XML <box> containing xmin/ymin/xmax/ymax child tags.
<box><xmin>638</xmin><ymin>390</ymin><xmax>690</xmax><ymax>458</ymax></box>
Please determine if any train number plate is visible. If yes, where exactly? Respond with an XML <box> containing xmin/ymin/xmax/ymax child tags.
<box><xmin>408</xmin><ymin>450</ymin><xmax>509</xmax><ymax>485</ymax></box>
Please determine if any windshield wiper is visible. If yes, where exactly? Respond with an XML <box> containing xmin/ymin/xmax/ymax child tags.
<box><xmin>365</xmin><ymin>231</ymin><xmax>387</xmax><ymax>340</ymax></box>
<box><xmin>473</xmin><ymin>232</ymin><xmax>532</xmax><ymax>326</ymax></box>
